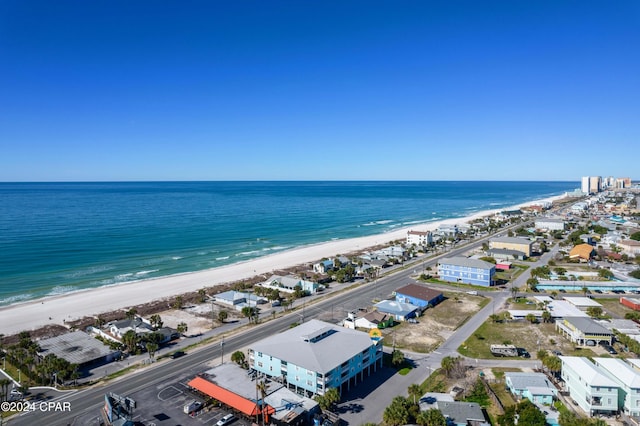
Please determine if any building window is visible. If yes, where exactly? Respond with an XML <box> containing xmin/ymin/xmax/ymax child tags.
<box><xmin>258</xmin><ymin>362</ymin><xmax>263</xmax><ymax>367</ymax></box>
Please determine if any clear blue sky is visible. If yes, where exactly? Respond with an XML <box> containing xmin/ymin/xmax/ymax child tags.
<box><xmin>1</xmin><ymin>1</ymin><xmax>638</xmax><ymax>181</ymax></box>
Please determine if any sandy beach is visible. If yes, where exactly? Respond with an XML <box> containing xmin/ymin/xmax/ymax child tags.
<box><xmin>0</xmin><ymin>194</ymin><xmax>565</xmax><ymax>336</ymax></box>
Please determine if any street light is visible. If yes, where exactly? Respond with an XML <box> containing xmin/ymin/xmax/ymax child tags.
<box><xmin>220</xmin><ymin>336</ymin><xmax>225</xmax><ymax>365</ymax></box>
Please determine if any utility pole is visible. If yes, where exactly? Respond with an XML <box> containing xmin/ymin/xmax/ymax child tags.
<box><xmin>220</xmin><ymin>336</ymin><xmax>225</xmax><ymax>365</ymax></box>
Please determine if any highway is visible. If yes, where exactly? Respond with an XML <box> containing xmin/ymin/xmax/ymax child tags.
<box><xmin>7</xmin><ymin>223</ymin><xmax>528</xmax><ymax>425</ymax></box>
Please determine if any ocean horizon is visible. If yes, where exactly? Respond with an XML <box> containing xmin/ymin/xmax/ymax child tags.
<box><xmin>0</xmin><ymin>180</ymin><xmax>575</xmax><ymax>306</ymax></box>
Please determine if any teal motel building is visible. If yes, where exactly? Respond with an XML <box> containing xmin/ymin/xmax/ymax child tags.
<box><xmin>249</xmin><ymin>319</ymin><xmax>383</xmax><ymax>397</ymax></box>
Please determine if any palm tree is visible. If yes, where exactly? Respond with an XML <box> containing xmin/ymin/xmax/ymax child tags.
<box><xmin>218</xmin><ymin>310</ymin><xmax>228</xmax><ymax>323</ymax></box>
<box><xmin>416</xmin><ymin>408</ymin><xmax>446</xmax><ymax>426</ymax></box>
<box><xmin>255</xmin><ymin>379</ymin><xmax>269</xmax><ymax>425</ymax></box>
<box><xmin>541</xmin><ymin>310</ymin><xmax>552</xmax><ymax>323</ymax></box>
<box><xmin>125</xmin><ymin>308</ymin><xmax>137</xmax><ymax>320</ymax></box>
<box><xmin>198</xmin><ymin>288</ymin><xmax>207</xmax><ymax>303</ymax></box>
<box><xmin>391</xmin><ymin>349</ymin><xmax>405</xmax><ymax>367</ymax></box>
<box><xmin>407</xmin><ymin>383</ymin><xmax>422</xmax><ymax>404</ymax></box>
<box><xmin>146</xmin><ymin>342</ymin><xmax>158</xmax><ymax>362</ymax></box>
<box><xmin>0</xmin><ymin>378</ymin><xmax>12</xmax><ymax>402</ymax></box>
<box><xmin>177</xmin><ymin>322</ymin><xmax>188</xmax><ymax>335</ymax></box>
<box><xmin>122</xmin><ymin>330</ymin><xmax>138</xmax><ymax>354</ymax></box>
<box><xmin>441</xmin><ymin>356</ymin><xmax>458</xmax><ymax>378</ymax></box>
<box><xmin>149</xmin><ymin>314</ymin><xmax>163</xmax><ymax>330</ymax></box>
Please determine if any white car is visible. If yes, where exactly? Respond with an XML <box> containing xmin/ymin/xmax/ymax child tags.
<box><xmin>217</xmin><ymin>414</ymin><xmax>236</xmax><ymax>426</ymax></box>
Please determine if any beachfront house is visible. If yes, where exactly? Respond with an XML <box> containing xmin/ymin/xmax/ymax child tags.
<box><xmin>214</xmin><ymin>290</ymin><xmax>267</xmax><ymax>311</ymax></box>
<box><xmin>560</xmin><ymin>356</ymin><xmax>619</xmax><ymax>416</ymax></box>
<box><xmin>488</xmin><ymin>236</ymin><xmax>532</xmax><ymax>258</ymax></box>
<box><xmin>438</xmin><ymin>257</ymin><xmax>495</xmax><ymax>287</ymax></box>
<box><xmin>406</xmin><ymin>230</ymin><xmax>433</xmax><ymax>247</ymax></box>
<box><xmin>257</xmin><ymin>275</ymin><xmax>323</xmax><ymax>295</ymax></box>
<box><xmin>393</xmin><ymin>283</ymin><xmax>443</xmax><ymax>312</ymax></box>
<box><xmin>436</xmin><ymin>224</ymin><xmax>458</xmax><ymax>237</ymax></box>
<box><xmin>313</xmin><ymin>259</ymin><xmax>335</xmax><ymax>274</ymax></box>
<box><xmin>249</xmin><ymin>319</ymin><xmax>383</xmax><ymax>397</ymax></box>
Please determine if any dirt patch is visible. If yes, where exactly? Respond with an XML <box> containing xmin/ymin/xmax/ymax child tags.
<box><xmin>384</xmin><ymin>292</ymin><xmax>487</xmax><ymax>352</ymax></box>
<box><xmin>158</xmin><ymin>308</ymin><xmax>220</xmax><ymax>336</ymax></box>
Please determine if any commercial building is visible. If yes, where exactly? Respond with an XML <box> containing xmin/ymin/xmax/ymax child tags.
<box><xmin>438</xmin><ymin>257</ymin><xmax>495</xmax><ymax>287</ymax></box>
<box><xmin>187</xmin><ymin>363</ymin><xmax>319</xmax><ymax>425</ymax></box>
<box><xmin>618</xmin><ymin>240</ymin><xmax>640</xmax><ymax>257</ymax></box>
<box><xmin>488</xmin><ymin>237</ymin><xmax>532</xmax><ymax>258</ymax></box>
<box><xmin>249</xmin><ymin>319</ymin><xmax>383</xmax><ymax>397</ymax></box>
<box><xmin>534</xmin><ymin>218</ymin><xmax>566</xmax><ymax>231</ymax></box>
<box><xmin>37</xmin><ymin>330</ymin><xmax>120</xmax><ymax>368</ymax></box>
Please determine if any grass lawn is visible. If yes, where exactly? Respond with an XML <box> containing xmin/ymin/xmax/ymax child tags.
<box><xmin>495</xmin><ymin>264</ymin><xmax>529</xmax><ymax>283</ymax></box>
<box><xmin>597</xmin><ymin>297</ymin><xmax>636</xmax><ymax>318</ymax></box>
<box><xmin>421</xmin><ymin>368</ymin><xmax>448</xmax><ymax>393</ymax></box>
<box><xmin>459</xmin><ymin>320</ymin><xmax>599</xmax><ymax>359</ymax></box>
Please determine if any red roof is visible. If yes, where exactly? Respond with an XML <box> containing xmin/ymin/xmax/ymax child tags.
<box><xmin>188</xmin><ymin>376</ymin><xmax>274</xmax><ymax>419</ymax></box>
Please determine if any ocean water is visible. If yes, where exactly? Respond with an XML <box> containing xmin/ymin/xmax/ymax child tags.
<box><xmin>0</xmin><ymin>181</ymin><xmax>574</xmax><ymax>305</ymax></box>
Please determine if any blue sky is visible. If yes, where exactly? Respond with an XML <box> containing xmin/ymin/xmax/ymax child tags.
<box><xmin>1</xmin><ymin>1</ymin><xmax>638</xmax><ymax>181</ymax></box>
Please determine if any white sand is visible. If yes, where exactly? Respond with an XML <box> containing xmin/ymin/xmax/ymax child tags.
<box><xmin>0</xmin><ymin>194</ymin><xmax>565</xmax><ymax>336</ymax></box>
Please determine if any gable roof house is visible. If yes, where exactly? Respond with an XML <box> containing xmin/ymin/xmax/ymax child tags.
<box><xmin>569</xmin><ymin>243</ymin><xmax>596</xmax><ymax>261</ymax></box>
<box><xmin>504</xmin><ymin>372</ymin><xmax>557</xmax><ymax>405</ymax></box>
<box><xmin>436</xmin><ymin>401</ymin><xmax>488</xmax><ymax>426</ymax></box>
<box><xmin>560</xmin><ymin>356</ymin><xmax>619</xmax><ymax>416</ymax></box>
<box><xmin>214</xmin><ymin>290</ymin><xmax>267</xmax><ymax>311</ymax></box>
<box><xmin>555</xmin><ymin>317</ymin><xmax>613</xmax><ymax>346</ymax></box>
<box><xmin>258</xmin><ymin>275</ymin><xmax>323</xmax><ymax>294</ymax></box>
<box><xmin>374</xmin><ymin>300</ymin><xmax>418</xmax><ymax>321</ymax></box>
<box><xmin>394</xmin><ymin>283</ymin><xmax>443</xmax><ymax>311</ymax></box>
<box><xmin>343</xmin><ymin>311</ymin><xmax>394</xmax><ymax>330</ymax></box>
<box><xmin>313</xmin><ymin>259</ymin><xmax>335</xmax><ymax>274</ymax></box>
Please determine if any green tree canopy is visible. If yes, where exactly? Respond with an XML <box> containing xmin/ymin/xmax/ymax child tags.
<box><xmin>383</xmin><ymin>396</ymin><xmax>411</xmax><ymax>426</ymax></box>
<box><xmin>416</xmin><ymin>408</ymin><xmax>446</xmax><ymax>426</ymax></box>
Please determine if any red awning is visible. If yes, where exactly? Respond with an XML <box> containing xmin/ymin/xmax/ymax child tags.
<box><xmin>187</xmin><ymin>376</ymin><xmax>275</xmax><ymax>419</ymax></box>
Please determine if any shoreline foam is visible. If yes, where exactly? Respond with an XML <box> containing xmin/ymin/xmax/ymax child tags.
<box><xmin>0</xmin><ymin>193</ymin><xmax>566</xmax><ymax>336</ymax></box>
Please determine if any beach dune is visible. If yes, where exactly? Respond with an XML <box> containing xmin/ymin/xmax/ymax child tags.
<box><xmin>0</xmin><ymin>195</ymin><xmax>564</xmax><ymax>336</ymax></box>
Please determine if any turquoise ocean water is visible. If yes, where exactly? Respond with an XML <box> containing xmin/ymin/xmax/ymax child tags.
<box><xmin>0</xmin><ymin>181</ymin><xmax>574</xmax><ymax>305</ymax></box>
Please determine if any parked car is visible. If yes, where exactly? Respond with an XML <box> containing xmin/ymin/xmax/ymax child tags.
<box><xmin>217</xmin><ymin>414</ymin><xmax>236</xmax><ymax>426</ymax></box>
<box><xmin>171</xmin><ymin>350</ymin><xmax>186</xmax><ymax>359</ymax></box>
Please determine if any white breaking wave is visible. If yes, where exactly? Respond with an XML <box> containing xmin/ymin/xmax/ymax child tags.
<box><xmin>135</xmin><ymin>269</ymin><xmax>159</xmax><ymax>276</ymax></box>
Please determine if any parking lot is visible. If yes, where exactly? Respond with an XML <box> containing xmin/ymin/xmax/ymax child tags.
<box><xmin>69</xmin><ymin>378</ymin><xmax>257</xmax><ymax>426</ymax></box>
<box><xmin>131</xmin><ymin>379</ymin><xmax>256</xmax><ymax>425</ymax></box>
